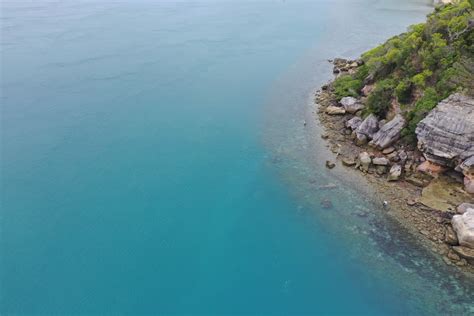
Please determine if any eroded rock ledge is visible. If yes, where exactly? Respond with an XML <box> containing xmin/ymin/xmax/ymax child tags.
<box><xmin>316</xmin><ymin>58</ymin><xmax>474</xmax><ymax>270</ymax></box>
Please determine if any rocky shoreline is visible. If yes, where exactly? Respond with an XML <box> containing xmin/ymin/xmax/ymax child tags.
<box><xmin>315</xmin><ymin>58</ymin><xmax>474</xmax><ymax>273</ymax></box>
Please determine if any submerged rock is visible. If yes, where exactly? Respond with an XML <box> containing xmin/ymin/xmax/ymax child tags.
<box><xmin>452</xmin><ymin>209</ymin><xmax>474</xmax><ymax>249</ymax></box>
<box><xmin>326</xmin><ymin>160</ymin><xmax>336</xmax><ymax>169</ymax></box>
<box><xmin>415</xmin><ymin>94</ymin><xmax>474</xmax><ymax>167</ymax></box>
<box><xmin>320</xmin><ymin>198</ymin><xmax>333</xmax><ymax>209</ymax></box>
<box><xmin>369</xmin><ymin>114</ymin><xmax>405</xmax><ymax>149</ymax></box>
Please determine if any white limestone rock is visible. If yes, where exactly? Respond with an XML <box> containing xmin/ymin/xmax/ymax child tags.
<box><xmin>452</xmin><ymin>209</ymin><xmax>474</xmax><ymax>249</ymax></box>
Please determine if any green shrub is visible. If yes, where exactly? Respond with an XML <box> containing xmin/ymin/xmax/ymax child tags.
<box><xmin>395</xmin><ymin>80</ymin><xmax>413</xmax><ymax>104</ymax></box>
<box><xmin>366</xmin><ymin>79</ymin><xmax>395</xmax><ymax>118</ymax></box>
<box><xmin>411</xmin><ymin>69</ymin><xmax>433</xmax><ymax>88</ymax></box>
<box><xmin>339</xmin><ymin>0</ymin><xmax>472</xmax><ymax>135</ymax></box>
<box><xmin>333</xmin><ymin>75</ymin><xmax>363</xmax><ymax>100</ymax></box>
<box><xmin>402</xmin><ymin>88</ymin><xmax>441</xmax><ymax>142</ymax></box>
<box><xmin>354</xmin><ymin>64</ymin><xmax>369</xmax><ymax>82</ymax></box>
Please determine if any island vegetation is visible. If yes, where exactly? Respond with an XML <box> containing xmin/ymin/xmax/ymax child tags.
<box><xmin>332</xmin><ymin>0</ymin><xmax>473</xmax><ymax>143</ymax></box>
<box><xmin>316</xmin><ymin>0</ymin><xmax>474</xmax><ymax>271</ymax></box>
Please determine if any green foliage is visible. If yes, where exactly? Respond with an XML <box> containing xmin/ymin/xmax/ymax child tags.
<box><xmin>412</xmin><ymin>70</ymin><xmax>433</xmax><ymax>88</ymax></box>
<box><xmin>395</xmin><ymin>80</ymin><xmax>412</xmax><ymax>104</ymax></box>
<box><xmin>333</xmin><ymin>75</ymin><xmax>363</xmax><ymax>100</ymax></box>
<box><xmin>366</xmin><ymin>79</ymin><xmax>395</xmax><ymax>118</ymax></box>
<box><xmin>356</xmin><ymin>0</ymin><xmax>473</xmax><ymax>140</ymax></box>
<box><xmin>402</xmin><ymin>88</ymin><xmax>441</xmax><ymax>143</ymax></box>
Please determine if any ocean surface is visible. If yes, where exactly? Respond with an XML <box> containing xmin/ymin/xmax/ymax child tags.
<box><xmin>2</xmin><ymin>0</ymin><xmax>473</xmax><ymax>314</ymax></box>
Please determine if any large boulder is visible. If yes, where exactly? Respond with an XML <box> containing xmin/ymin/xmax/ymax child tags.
<box><xmin>359</xmin><ymin>152</ymin><xmax>371</xmax><ymax>172</ymax></box>
<box><xmin>457</xmin><ymin>203</ymin><xmax>474</xmax><ymax>214</ymax></box>
<box><xmin>369</xmin><ymin>114</ymin><xmax>405</xmax><ymax>149</ymax></box>
<box><xmin>340</xmin><ymin>97</ymin><xmax>364</xmax><ymax>114</ymax></box>
<box><xmin>326</xmin><ymin>106</ymin><xmax>346</xmax><ymax>115</ymax></box>
<box><xmin>415</xmin><ymin>94</ymin><xmax>474</xmax><ymax>167</ymax></box>
<box><xmin>372</xmin><ymin>157</ymin><xmax>389</xmax><ymax>166</ymax></box>
<box><xmin>452</xmin><ymin>246</ymin><xmax>474</xmax><ymax>263</ymax></box>
<box><xmin>388</xmin><ymin>164</ymin><xmax>402</xmax><ymax>181</ymax></box>
<box><xmin>457</xmin><ymin>156</ymin><xmax>474</xmax><ymax>194</ymax></box>
<box><xmin>346</xmin><ymin>116</ymin><xmax>363</xmax><ymax>130</ymax></box>
<box><xmin>452</xmin><ymin>209</ymin><xmax>474</xmax><ymax>249</ymax></box>
<box><xmin>355</xmin><ymin>114</ymin><xmax>379</xmax><ymax>140</ymax></box>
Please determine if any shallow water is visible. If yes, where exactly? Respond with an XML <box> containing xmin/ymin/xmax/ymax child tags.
<box><xmin>1</xmin><ymin>0</ymin><xmax>473</xmax><ymax>314</ymax></box>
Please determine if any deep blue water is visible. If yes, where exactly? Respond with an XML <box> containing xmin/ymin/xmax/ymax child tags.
<box><xmin>2</xmin><ymin>1</ymin><xmax>473</xmax><ymax>314</ymax></box>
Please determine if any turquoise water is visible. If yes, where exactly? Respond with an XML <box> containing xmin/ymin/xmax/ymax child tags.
<box><xmin>2</xmin><ymin>1</ymin><xmax>473</xmax><ymax>314</ymax></box>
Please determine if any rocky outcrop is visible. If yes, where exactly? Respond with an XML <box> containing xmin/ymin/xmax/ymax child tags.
<box><xmin>452</xmin><ymin>246</ymin><xmax>474</xmax><ymax>263</ymax></box>
<box><xmin>452</xmin><ymin>209</ymin><xmax>474</xmax><ymax>249</ymax></box>
<box><xmin>355</xmin><ymin>114</ymin><xmax>379</xmax><ymax>141</ymax></box>
<box><xmin>415</xmin><ymin>94</ymin><xmax>474</xmax><ymax>167</ymax></box>
<box><xmin>331</xmin><ymin>58</ymin><xmax>361</xmax><ymax>74</ymax></box>
<box><xmin>445</xmin><ymin>225</ymin><xmax>458</xmax><ymax>245</ymax></box>
<box><xmin>433</xmin><ymin>0</ymin><xmax>454</xmax><ymax>5</ymax></box>
<box><xmin>326</xmin><ymin>106</ymin><xmax>346</xmax><ymax>115</ymax></box>
<box><xmin>458</xmin><ymin>203</ymin><xmax>474</xmax><ymax>214</ymax></box>
<box><xmin>373</xmin><ymin>157</ymin><xmax>389</xmax><ymax>166</ymax></box>
<box><xmin>359</xmin><ymin>152</ymin><xmax>371</xmax><ymax>172</ymax></box>
<box><xmin>457</xmin><ymin>156</ymin><xmax>474</xmax><ymax>194</ymax></box>
<box><xmin>340</xmin><ymin>97</ymin><xmax>364</xmax><ymax>114</ymax></box>
<box><xmin>369</xmin><ymin>114</ymin><xmax>405</xmax><ymax>149</ymax></box>
<box><xmin>346</xmin><ymin>116</ymin><xmax>362</xmax><ymax>130</ymax></box>
<box><xmin>388</xmin><ymin>164</ymin><xmax>402</xmax><ymax>181</ymax></box>
<box><xmin>417</xmin><ymin>160</ymin><xmax>446</xmax><ymax>177</ymax></box>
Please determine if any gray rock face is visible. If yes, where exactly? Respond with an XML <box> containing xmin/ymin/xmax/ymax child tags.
<box><xmin>355</xmin><ymin>133</ymin><xmax>367</xmax><ymax>146</ymax></box>
<box><xmin>458</xmin><ymin>203</ymin><xmax>474</xmax><ymax>214</ymax></box>
<box><xmin>416</xmin><ymin>94</ymin><xmax>474</xmax><ymax>167</ymax></box>
<box><xmin>452</xmin><ymin>209</ymin><xmax>474</xmax><ymax>249</ymax></box>
<box><xmin>388</xmin><ymin>164</ymin><xmax>402</xmax><ymax>181</ymax></box>
<box><xmin>372</xmin><ymin>157</ymin><xmax>389</xmax><ymax>166</ymax></box>
<box><xmin>458</xmin><ymin>155</ymin><xmax>474</xmax><ymax>173</ymax></box>
<box><xmin>445</xmin><ymin>225</ymin><xmax>458</xmax><ymax>245</ymax></box>
<box><xmin>355</xmin><ymin>114</ymin><xmax>379</xmax><ymax>139</ymax></box>
<box><xmin>369</xmin><ymin>114</ymin><xmax>405</xmax><ymax>149</ymax></box>
<box><xmin>458</xmin><ymin>156</ymin><xmax>474</xmax><ymax>194</ymax></box>
<box><xmin>346</xmin><ymin>117</ymin><xmax>363</xmax><ymax>130</ymax></box>
<box><xmin>398</xmin><ymin>150</ymin><xmax>408</xmax><ymax>162</ymax></box>
<box><xmin>340</xmin><ymin>97</ymin><xmax>364</xmax><ymax>114</ymax></box>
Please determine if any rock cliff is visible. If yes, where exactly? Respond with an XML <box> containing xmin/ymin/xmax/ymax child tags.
<box><xmin>415</xmin><ymin>94</ymin><xmax>474</xmax><ymax>167</ymax></box>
